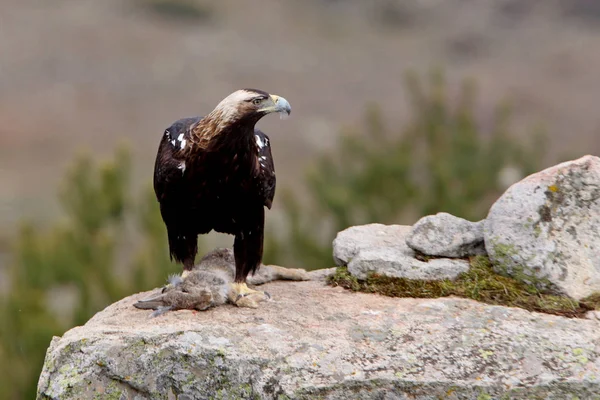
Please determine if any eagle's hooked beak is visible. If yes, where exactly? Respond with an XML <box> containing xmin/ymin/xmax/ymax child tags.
<box><xmin>259</xmin><ymin>94</ymin><xmax>291</xmax><ymax>116</ymax></box>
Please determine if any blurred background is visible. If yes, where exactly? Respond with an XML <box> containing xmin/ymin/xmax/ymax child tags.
<box><xmin>1</xmin><ymin>0</ymin><xmax>600</xmax><ymax>397</ymax></box>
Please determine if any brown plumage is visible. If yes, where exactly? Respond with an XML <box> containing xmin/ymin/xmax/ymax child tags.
<box><xmin>153</xmin><ymin>89</ymin><xmax>291</xmax><ymax>305</ymax></box>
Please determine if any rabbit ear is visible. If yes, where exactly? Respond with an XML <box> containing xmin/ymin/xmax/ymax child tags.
<box><xmin>133</xmin><ymin>294</ymin><xmax>168</xmax><ymax>310</ymax></box>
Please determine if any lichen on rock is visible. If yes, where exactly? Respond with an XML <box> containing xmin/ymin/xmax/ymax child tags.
<box><xmin>485</xmin><ymin>155</ymin><xmax>600</xmax><ymax>300</ymax></box>
<box><xmin>37</xmin><ymin>280</ymin><xmax>600</xmax><ymax>399</ymax></box>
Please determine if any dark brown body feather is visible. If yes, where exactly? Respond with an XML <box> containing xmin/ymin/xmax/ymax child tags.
<box><xmin>153</xmin><ymin>114</ymin><xmax>276</xmax><ymax>282</ymax></box>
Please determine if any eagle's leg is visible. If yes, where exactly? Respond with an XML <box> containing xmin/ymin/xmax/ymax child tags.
<box><xmin>181</xmin><ymin>257</ymin><xmax>194</xmax><ymax>279</ymax></box>
<box><xmin>229</xmin><ymin>219</ymin><xmax>270</xmax><ymax>308</ymax></box>
<box><xmin>181</xmin><ymin>236</ymin><xmax>197</xmax><ymax>278</ymax></box>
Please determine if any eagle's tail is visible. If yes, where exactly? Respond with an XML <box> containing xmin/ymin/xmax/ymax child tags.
<box><xmin>167</xmin><ymin>230</ymin><xmax>197</xmax><ymax>270</ymax></box>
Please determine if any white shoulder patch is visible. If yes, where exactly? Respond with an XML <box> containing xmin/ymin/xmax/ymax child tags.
<box><xmin>255</xmin><ymin>134</ymin><xmax>264</xmax><ymax>149</ymax></box>
<box><xmin>178</xmin><ymin>161</ymin><xmax>186</xmax><ymax>174</ymax></box>
<box><xmin>171</xmin><ymin>133</ymin><xmax>187</xmax><ymax>150</ymax></box>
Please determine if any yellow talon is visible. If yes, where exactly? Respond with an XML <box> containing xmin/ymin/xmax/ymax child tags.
<box><xmin>229</xmin><ymin>282</ymin><xmax>270</xmax><ymax>308</ymax></box>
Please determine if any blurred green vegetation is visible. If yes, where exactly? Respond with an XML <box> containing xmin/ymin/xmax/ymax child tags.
<box><xmin>0</xmin><ymin>146</ymin><xmax>184</xmax><ymax>399</ymax></box>
<box><xmin>0</xmin><ymin>71</ymin><xmax>549</xmax><ymax>398</ymax></box>
<box><xmin>266</xmin><ymin>70</ymin><xmax>547</xmax><ymax>270</ymax></box>
<box><xmin>137</xmin><ymin>0</ymin><xmax>215</xmax><ymax>23</ymax></box>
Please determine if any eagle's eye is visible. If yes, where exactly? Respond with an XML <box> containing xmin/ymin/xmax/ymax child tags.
<box><xmin>252</xmin><ymin>98</ymin><xmax>262</xmax><ymax>105</ymax></box>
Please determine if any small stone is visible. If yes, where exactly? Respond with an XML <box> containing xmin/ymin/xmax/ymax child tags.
<box><xmin>406</xmin><ymin>212</ymin><xmax>486</xmax><ymax>257</ymax></box>
<box><xmin>348</xmin><ymin>246</ymin><xmax>469</xmax><ymax>281</ymax></box>
<box><xmin>334</xmin><ymin>224</ymin><xmax>469</xmax><ymax>280</ymax></box>
<box><xmin>333</xmin><ymin>223</ymin><xmax>406</xmax><ymax>266</ymax></box>
<box><xmin>586</xmin><ymin>310</ymin><xmax>600</xmax><ymax>321</ymax></box>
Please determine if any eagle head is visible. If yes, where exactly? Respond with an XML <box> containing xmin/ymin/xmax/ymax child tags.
<box><xmin>211</xmin><ymin>89</ymin><xmax>291</xmax><ymax>126</ymax></box>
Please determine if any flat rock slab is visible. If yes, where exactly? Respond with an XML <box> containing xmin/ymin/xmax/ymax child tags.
<box><xmin>38</xmin><ymin>280</ymin><xmax>600</xmax><ymax>399</ymax></box>
<box><xmin>333</xmin><ymin>224</ymin><xmax>469</xmax><ymax>280</ymax></box>
<box><xmin>485</xmin><ymin>155</ymin><xmax>600</xmax><ymax>299</ymax></box>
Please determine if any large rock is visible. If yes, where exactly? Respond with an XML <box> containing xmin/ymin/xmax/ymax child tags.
<box><xmin>333</xmin><ymin>224</ymin><xmax>469</xmax><ymax>280</ymax></box>
<box><xmin>38</xmin><ymin>280</ymin><xmax>600</xmax><ymax>399</ymax></box>
<box><xmin>485</xmin><ymin>155</ymin><xmax>600</xmax><ymax>300</ymax></box>
<box><xmin>406</xmin><ymin>212</ymin><xmax>486</xmax><ymax>257</ymax></box>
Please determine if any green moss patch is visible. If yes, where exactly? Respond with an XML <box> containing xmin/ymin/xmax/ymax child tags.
<box><xmin>328</xmin><ymin>256</ymin><xmax>598</xmax><ymax>318</ymax></box>
<box><xmin>580</xmin><ymin>292</ymin><xmax>600</xmax><ymax>310</ymax></box>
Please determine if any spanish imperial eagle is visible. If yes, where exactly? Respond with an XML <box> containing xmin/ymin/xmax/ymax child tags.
<box><xmin>153</xmin><ymin>89</ymin><xmax>291</xmax><ymax>307</ymax></box>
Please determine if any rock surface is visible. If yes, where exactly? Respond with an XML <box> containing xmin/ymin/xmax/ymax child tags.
<box><xmin>406</xmin><ymin>212</ymin><xmax>486</xmax><ymax>257</ymax></box>
<box><xmin>38</xmin><ymin>280</ymin><xmax>600</xmax><ymax>399</ymax></box>
<box><xmin>333</xmin><ymin>224</ymin><xmax>469</xmax><ymax>280</ymax></box>
<box><xmin>485</xmin><ymin>155</ymin><xmax>600</xmax><ymax>300</ymax></box>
